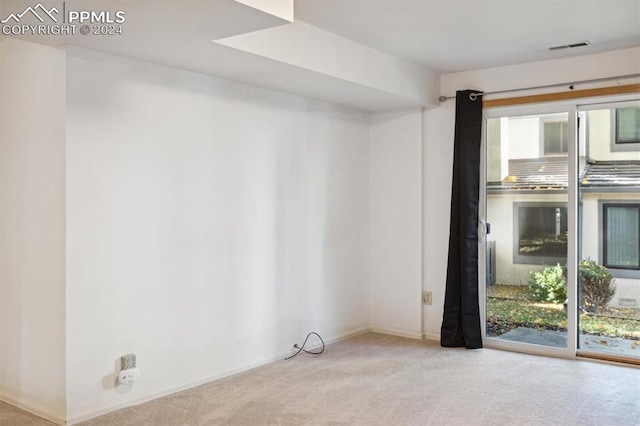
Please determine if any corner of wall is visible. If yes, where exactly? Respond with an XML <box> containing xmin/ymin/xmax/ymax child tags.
<box><xmin>0</xmin><ymin>37</ymin><xmax>67</xmax><ymax>423</ymax></box>
<box><xmin>369</xmin><ymin>108</ymin><xmax>424</xmax><ymax>337</ymax></box>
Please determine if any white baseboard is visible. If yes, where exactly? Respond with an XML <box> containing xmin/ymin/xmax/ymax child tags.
<box><xmin>323</xmin><ymin>326</ymin><xmax>371</xmax><ymax>345</ymax></box>
<box><xmin>0</xmin><ymin>392</ymin><xmax>65</xmax><ymax>425</ymax></box>
<box><xmin>422</xmin><ymin>332</ymin><xmax>441</xmax><ymax>342</ymax></box>
<box><xmin>66</xmin><ymin>326</ymin><xmax>370</xmax><ymax>425</ymax></box>
<box><xmin>370</xmin><ymin>327</ymin><xmax>423</xmax><ymax>340</ymax></box>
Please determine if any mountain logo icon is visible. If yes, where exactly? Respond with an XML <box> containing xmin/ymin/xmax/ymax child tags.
<box><xmin>1</xmin><ymin>3</ymin><xmax>59</xmax><ymax>24</ymax></box>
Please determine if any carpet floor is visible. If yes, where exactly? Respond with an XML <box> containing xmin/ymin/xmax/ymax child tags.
<box><xmin>3</xmin><ymin>332</ymin><xmax>640</xmax><ymax>425</ymax></box>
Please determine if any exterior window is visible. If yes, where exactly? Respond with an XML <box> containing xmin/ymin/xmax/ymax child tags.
<box><xmin>514</xmin><ymin>203</ymin><xmax>568</xmax><ymax>264</ymax></box>
<box><xmin>615</xmin><ymin>107</ymin><xmax>640</xmax><ymax>144</ymax></box>
<box><xmin>604</xmin><ymin>204</ymin><xmax>640</xmax><ymax>269</ymax></box>
<box><xmin>543</xmin><ymin>120</ymin><xmax>569</xmax><ymax>155</ymax></box>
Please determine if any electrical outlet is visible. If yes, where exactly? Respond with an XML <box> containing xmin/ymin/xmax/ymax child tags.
<box><xmin>118</xmin><ymin>368</ymin><xmax>140</xmax><ymax>385</ymax></box>
<box><xmin>423</xmin><ymin>291</ymin><xmax>432</xmax><ymax>305</ymax></box>
<box><xmin>121</xmin><ymin>353</ymin><xmax>136</xmax><ymax>370</ymax></box>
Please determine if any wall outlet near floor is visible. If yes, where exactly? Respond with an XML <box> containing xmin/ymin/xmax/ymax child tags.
<box><xmin>118</xmin><ymin>368</ymin><xmax>140</xmax><ymax>385</ymax></box>
<box><xmin>121</xmin><ymin>353</ymin><xmax>137</xmax><ymax>370</ymax></box>
<box><xmin>423</xmin><ymin>291</ymin><xmax>432</xmax><ymax>305</ymax></box>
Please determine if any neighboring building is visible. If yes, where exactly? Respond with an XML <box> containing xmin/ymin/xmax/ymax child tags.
<box><xmin>487</xmin><ymin>106</ymin><xmax>640</xmax><ymax>308</ymax></box>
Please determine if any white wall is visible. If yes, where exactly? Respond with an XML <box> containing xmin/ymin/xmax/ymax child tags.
<box><xmin>422</xmin><ymin>105</ymin><xmax>455</xmax><ymax>339</ymax></box>
<box><xmin>0</xmin><ymin>38</ymin><xmax>67</xmax><ymax>422</ymax></box>
<box><xmin>424</xmin><ymin>47</ymin><xmax>640</xmax><ymax>340</ymax></box>
<box><xmin>0</xmin><ymin>40</ymin><xmax>427</xmax><ymax>423</ymax></box>
<box><xmin>369</xmin><ymin>109</ymin><xmax>423</xmax><ymax>338</ymax></box>
<box><xmin>64</xmin><ymin>48</ymin><xmax>371</xmax><ymax>420</ymax></box>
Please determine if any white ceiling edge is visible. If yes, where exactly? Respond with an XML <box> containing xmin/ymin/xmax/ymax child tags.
<box><xmin>233</xmin><ymin>0</ymin><xmax>294</xmax><ymax>22</ymax></box>
<box><xmin>57</xmin><ymin>41</ymin><xmax>425</xmax><ymax>113</ymax></box>
<box><xmin>215</xmin><ymin>20</ymin><xmax>440</xmax><ymax>107</ymax></box>
<box><xmin>441</xmin><ymin>47</ymin><xmax>640</xmax><ymax>97</ymax></box>
<box><xmin>200</xmin><ymin>43</ymin><xmax>433</xmax><ymax>112</ymax></box>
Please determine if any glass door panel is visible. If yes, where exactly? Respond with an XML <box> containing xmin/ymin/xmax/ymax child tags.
<box><xmin>484</xmin><ymin>112</ymin><xmax>569</xmax><ymax>349</ymax></box>
<box><xmin>577</xmin><ymin>101</ymin><xmax>640</xmax><ymax>361</ymax></box>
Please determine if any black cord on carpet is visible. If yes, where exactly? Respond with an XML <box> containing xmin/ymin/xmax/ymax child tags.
<box><xmin>285</xmin><ymin>332</ymin><xmax>325</xmax><ymax>360</ymax></box>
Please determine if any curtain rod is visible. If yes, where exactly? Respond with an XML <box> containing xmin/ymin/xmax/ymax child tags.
<box><xmin>438</xmin><ymin>73</ymin><xmax>640</xmax><ymax>102</ymax></box>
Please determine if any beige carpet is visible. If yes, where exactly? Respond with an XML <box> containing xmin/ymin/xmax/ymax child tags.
<box><xmin>4</xmin><ymin>332</ymin><xmax>640</xmax><ymax>425</ymax></box>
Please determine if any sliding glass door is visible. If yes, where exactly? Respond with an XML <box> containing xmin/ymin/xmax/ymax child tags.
<box><xmin>481</xmin><ymin>107</ymin><xmax>576</xmax><ymax>356</ymax></box>
<box><xmin>481</xmin><ymin>97</ymin><xmax>640</xmax><ymax>363</ymax></box>
<box><xmin>577</xmin><ymin>100</ymin><xmax>640</xmax><ymax>362</ymax></box>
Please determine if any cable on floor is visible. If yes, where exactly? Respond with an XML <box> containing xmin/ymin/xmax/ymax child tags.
<box><xmin>285</xmin><ymin>332</ymin><xmax>325</xmax><ymax>360</ymax></box>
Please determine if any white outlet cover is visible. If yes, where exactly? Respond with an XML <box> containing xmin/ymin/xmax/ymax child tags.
<box><xmin>118</xmin><ymin>368</ymin><xmax>140</xmax><ymax>385</ymax></box>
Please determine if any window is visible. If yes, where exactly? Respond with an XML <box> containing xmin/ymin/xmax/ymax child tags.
<box><xmin>603</xmin><ymin>204</ymin><xmax>640</xmax><ymax>270</ymax></box>
<box><xmin>542</xmin><ymin>119</ymin><xmax>569</xmax><ymax>155</ymax></box>
<box><xmin>615</xmin><ymin>107</ymin><xmax>640</xmax><ymax>144</ymax></box>
<box><xmin>514</xmin><ymin>203</ymin><xmax>568</xmax><ymax>264</ymax></box>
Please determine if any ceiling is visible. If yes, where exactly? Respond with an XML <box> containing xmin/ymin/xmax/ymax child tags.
<box><xmin>294</xmin><ymin>0</ymin><xmax>640</xmax><ymax>73</ymax></box>
<box><xmin>1</xmin><ymin>0</ymin><xmax>638</xmax><ymax>110</ymax></box>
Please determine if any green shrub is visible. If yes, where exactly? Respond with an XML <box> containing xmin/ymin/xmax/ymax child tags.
<box><xmin>528</xmin><ymin>264</ymin><xmax>567</xmax><ymax>303</ymax></box>
<box><xmin>579</xmin><ymin>260</ymin><xmax>615</xmax><ymax>313</ymax></box>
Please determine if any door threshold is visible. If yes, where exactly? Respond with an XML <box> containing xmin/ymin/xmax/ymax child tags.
<box><xmin>577</xmin><ymin>350</ymin><xmax>640</xmax><ymax>367</ymax></box>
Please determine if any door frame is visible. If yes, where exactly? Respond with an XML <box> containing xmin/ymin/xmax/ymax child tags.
<box><xmin>479</xmin><ymin>101</ymin><xmax>578</xmax><ymax>359</ymax></box>
<box><xmin>575</xmin><ymin>97</ymin><xmax>640</xmax><ymax>364</ymax></box>
<box><xmin>479</xmin><ymin>93</ymin><xmax>640</xmax><ymax>359</ymax></box>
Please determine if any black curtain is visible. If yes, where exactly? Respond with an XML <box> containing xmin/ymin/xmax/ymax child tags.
<box><xmin>440</xmin><ymin>89</ymin><xmax>483</xmax><ymax>349</ymax></box>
